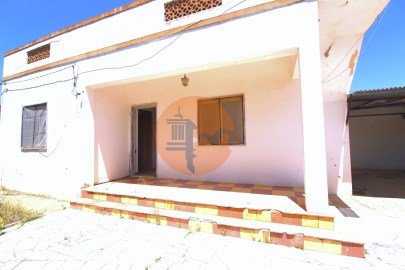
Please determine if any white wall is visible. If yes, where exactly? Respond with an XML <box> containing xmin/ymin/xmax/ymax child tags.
<box><xmin>2</xmin><ymin>0</ymin><xmax>283</xmax><ymax>78</ymax></box>
<box><xmin>0</xmin><ymin>68</ymin><xmax>93</xmax><ymax>198</ymax></box>
<box><xmin>349</xmin><ymin>107</ymin><xmax>405</xmax><ymax>170</ymax></box>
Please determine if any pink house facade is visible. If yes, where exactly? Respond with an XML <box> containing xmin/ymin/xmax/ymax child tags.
<box><xmin>0</xmin><ymin>0</ymin><xmax>388</xmax><ymax>214</ymax></box>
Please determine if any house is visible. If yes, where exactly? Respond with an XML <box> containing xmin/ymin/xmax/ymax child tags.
<box><xmin>0</xmin><ymin>0</ymin><xmax>389</xmax><ymax>216</ymax></box>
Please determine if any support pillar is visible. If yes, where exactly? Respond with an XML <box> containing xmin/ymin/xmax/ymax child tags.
<box><xmin>298</xmin><ymin>2</ymin><xmax>329</xmax><ymax>213</ymax></box>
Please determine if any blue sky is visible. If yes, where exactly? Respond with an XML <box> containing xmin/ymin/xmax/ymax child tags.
<box><xmin>1</xmin><ymin>0</ymin><xmax>404</xmax><ymax>92</ymax></box>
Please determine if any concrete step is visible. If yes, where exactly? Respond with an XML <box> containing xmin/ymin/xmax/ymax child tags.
<box><xmin>70</xmin><ymin>197</ymin><xmax>364</xmax><ymax>258</ymax></box>
<box><xmin>81</xmin><ymin>182</ymin><xmax>336</xmax><ymax>231</ymax></box>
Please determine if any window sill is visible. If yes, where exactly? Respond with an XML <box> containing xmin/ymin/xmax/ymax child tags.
<box><xmin>21</xmin><ymin>148</ymin><xmax>47</xmax><ymax>153</ymax></box>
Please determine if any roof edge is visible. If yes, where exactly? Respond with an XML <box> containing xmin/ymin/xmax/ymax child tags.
<box><xmin>4</xmin><ymin>0</ymin><xmax>151</xmax><ymax>57</ymax></box>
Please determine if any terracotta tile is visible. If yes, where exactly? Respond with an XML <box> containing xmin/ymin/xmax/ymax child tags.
<box><xmin>166</xmin><ymin>183</ymin><xmax>184</xmax><ymax>187</ymax></box>
<box><xmin>235</xmin><ymin>183</ymin><xmax>254</xmax><ymax>188</ymax></box>
<box><xmin>273</xmin><ymin>186</ymin><xmax>295</xmax><ymax>191</ymax></box>
<box><xmin>270</xmin><ymin>211</ymin><xmax>283</xmax><ymax>223</ymax></box>
<box><xmin>196</xmin><ymin>185</ymin><xmax>215</xmax><ymax>190</ymax></box>
<box><xmin>225</xmin><ymin>226</ymin><xmax>240</xmax><ymax>238</ymax></box>
<box><xmin>184</xmin><ymin>203</ymin><xmax>195</xmax><ymax>212</ymax></box>
<box><xmin>213</xmin><ymin>224</ymin><xmax>223</xmax><ymax>235</ymax></box>
<box><xmin>178</xmin><ymin>219</ymin><xmax>189</xmax><ymax>229</ymax></box>
<box><xmin>187</xmin><ymin>180</ymin><xmax>205</xmax><ymax>185</ymax></box>
<box><xmin>96</xmin><ymin>206</ymin><xmax>105</xmax><ymax>214</ymax></box>
<box><xmin>217</xmin><ymin>182</ymin><xmax>236</xmax><ymax>187</ymax></box>
<box><xmin>271</xmin><ymin>232</ymin><xmax>304</xmax><ymax>247</ymax></box>
<box><xmin>180</xmin><ymin>183</ymin><xmax>199</xmax><ymax>188</ymax></box>
<box><xmin>130</xmin><ymin>212</ymin><xmax>146</xmax><ymax>221</ymax></box>
<box><xmin>174</xmin><ymin>202</ymin><xmax>186</xmax><ymax>211</ymax></box>
<box><xmin>282</xmin><ymin>213</ymin><xmax>302</xmax><ymax>226</ymax></box>
<box><xmin>292</xmin><ymin>187</ymin><xmax>305</xmax><ymax>193</ymax></box>
<box><xmin>213</xmin><ymin>186</ymin><xmax>232</xmax><ymax>191</ymax></box>
<box><xmin>251</xmin><ymin>189</ymin><xmax>272</xmax><ymax>195</ymax></box>
<box><xmin>230</xmin><ymin>187</ymin><xmax>252</xmax><ymax>193</ymax></box>
<box><xmin>166</xmin><ymin>217</ymin><xmax>179</xmax><ymax>227</ymax></box>
<box><xmin>107</xmin><ymin>194</ymin><xmax>121</xmax><ymax>203</ymax></box>
<box><xmin>342</xmin><ymin>242</ymin><xmax>364</xmax><ymax>258</ymax></box>
<box><xmin>218</xmin><ymin>207</ymin><xmax>243</xmax><ymax>219</ymax></box>
<box><xmin>137</xmin><ymin>198</ymin><xmax>154</xmax><ymax>207</ymax></box>
<box><xmin>81</xmin><ymin>190</ymin><xmax>92</xmax><ymax>199</ymax></box>
<box><xmin>271</xmin><ymin>190</ymin><xmax>296</xmax><ymax>197</ymax></box>
<box><xmin>70</xmin><ymin>203</ymin><xmax>82</xmax><ymax>210</ymax></box>
<box><xmin>271</xmin><ymin>212</ymin><xmax>301</xmax><ymax>226</ymax></box>
<box><xmin>253</xmin><ymin>185</ymin><xmax>274</xmax><ymax>190</ymax></box>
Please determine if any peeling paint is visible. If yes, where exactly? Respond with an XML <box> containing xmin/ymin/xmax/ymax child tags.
<box><xmin>348</xmin><ymin>49</ymin><xmax>359</xmax><ymax>76</ymax></box>
<box><xmin>324</xmin><ymin>44</ymin><xmax>334</xmax><ymax>58</ymax></box>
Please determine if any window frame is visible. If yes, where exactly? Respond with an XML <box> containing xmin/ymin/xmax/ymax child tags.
<box><xmin>21</xmin><ymin>103</ymin><xmax>48</xmax><ymax>152</ymax></box>
<box><xmin>198</xmin><ymin>95</ymin><xmax>245</xmax><ymax>146</ymax></box>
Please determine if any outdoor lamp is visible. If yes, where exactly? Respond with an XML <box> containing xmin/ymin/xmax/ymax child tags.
<box><xmin>181</xmin><ymin>74</ymin><xmax>189</xmax><ymax>87</ymax></box>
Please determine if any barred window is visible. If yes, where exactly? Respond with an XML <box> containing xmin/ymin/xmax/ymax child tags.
<box><xmin>21</xmin><ymin>103</ymin><xmax>47</xmax><ymax>151</ymax></box>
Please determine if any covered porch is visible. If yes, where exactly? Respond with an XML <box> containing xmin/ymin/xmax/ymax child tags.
<box><xmin>87</xmin><ymin>48</ymin><xmax>329</xmax><ymax>214</ymax></box>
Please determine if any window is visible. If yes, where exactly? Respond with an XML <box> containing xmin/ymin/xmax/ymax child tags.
<box><xmin>27</xmin><ymin>44</ymin><xmax>50</xmax><ymax>64</ymax></box>
<box><xmin>198</xmin><ymin>96</ymin><xmax>244</xmax><ymax>145</ymax></box>
<box><xmin>164</xmin><ymin>0</ymin><xmax>222</xmax><ymax>22</ymax></box>
<box><xmin>21</xmin><ymin>103</ymin><xmax>47</xmax><ymax>151</ymax></box>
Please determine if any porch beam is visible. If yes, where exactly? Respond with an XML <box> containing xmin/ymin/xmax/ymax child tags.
<box><xmin>298</xmin><ymin>2</ymin><xmax>329</xmax><ymax>214</ymax></box>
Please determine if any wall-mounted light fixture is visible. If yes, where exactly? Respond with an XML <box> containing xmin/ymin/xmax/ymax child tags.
<box><xmin>181</xmin><ymin>74</ymin><xmax>189</xmax><ymax>87</ymax></box>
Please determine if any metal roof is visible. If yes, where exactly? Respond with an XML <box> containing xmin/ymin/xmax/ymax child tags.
<box><xmin>349</xmin><ymin>86</ymin><xmax>405</xmax><ymax>110</ymax></box>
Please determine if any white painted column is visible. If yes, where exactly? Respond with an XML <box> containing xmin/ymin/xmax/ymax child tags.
<box><xmin>298</xmin><ymin>1</ymin><xmax>329</xmax><ymax>213</ymax></box>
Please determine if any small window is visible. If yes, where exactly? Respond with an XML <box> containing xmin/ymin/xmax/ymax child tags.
<box><xmin>27</xmin><ymin>44</ymin><xmax>50</xmax><ymax>64</ymax></box>
<box><xmin>21</xmin><ymin>103</ymin><xmax>47</xmax><ymax>151</ymax></box>
<box><xmin>164</xmin><ymin>0</ymin><xmax>222</xmax><ymax>22</ymax></box>
<box><xmin>198</xmin><ymin>96</ymin><xmax>244</xmax><ymax>145</ymax></box>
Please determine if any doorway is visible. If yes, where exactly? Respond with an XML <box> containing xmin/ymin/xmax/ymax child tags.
<box><xmin>131</xmin><ymin>105</ymin><xmax>157</xmax><ymax>176</ymax></box>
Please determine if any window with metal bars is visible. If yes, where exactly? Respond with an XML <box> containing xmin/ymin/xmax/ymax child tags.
<box><xmin>21</xmin><ymin>103</ymin><xmax>47</xmax><ymax>151</ymax></box>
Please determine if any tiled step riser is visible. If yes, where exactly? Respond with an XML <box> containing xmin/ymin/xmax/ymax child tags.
<box><xmin>70</xmin><ymin>201</ymin><xmax>363</xmax><ymax>258</ymax></box>
<box><xmin>81</xmin><ymin>190</ymin><xmax>334</xmax><ymax>230</ymax></box>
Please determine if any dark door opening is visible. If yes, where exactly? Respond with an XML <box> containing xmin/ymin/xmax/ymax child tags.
<box><xmin>133</xmin><ymin>106</ymin><xmax>156</xmax><ymax>176</ymax></box>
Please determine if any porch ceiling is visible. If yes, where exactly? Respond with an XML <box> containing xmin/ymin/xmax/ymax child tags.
<box><xmin>89</xmin><ymin>52</ymin><xmax>299</xmax><ymax>94</ymax></box>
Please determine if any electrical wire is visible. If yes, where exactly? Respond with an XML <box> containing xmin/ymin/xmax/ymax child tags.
<box><xmin>3</xmin><ymin>65</ymin><xmax>74</xmax><ymax>85</ymax></box>
<box><xmin>361</xmin><ymin>2</ymin><xmax>389</xmax><ymax>53</ymax></box>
